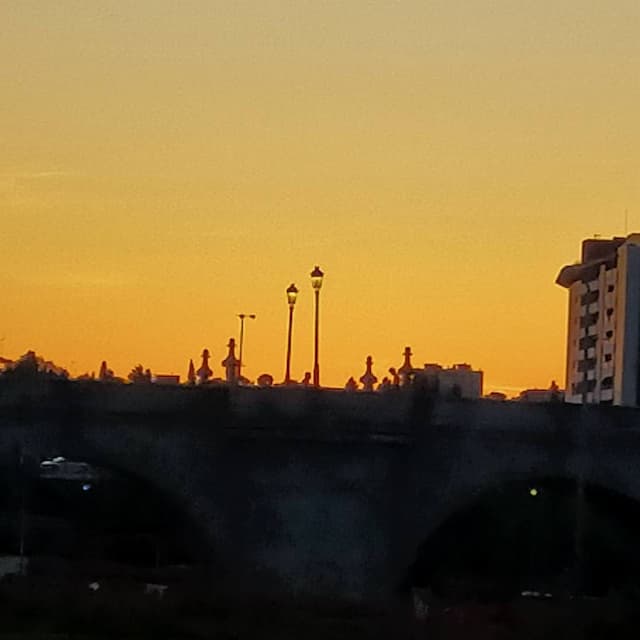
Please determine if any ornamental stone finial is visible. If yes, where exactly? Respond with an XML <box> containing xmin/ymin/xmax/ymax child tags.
<box><xmin>196</xmin><ymin>349</ymin><xmax>212</xmax><ymax>384</ymax></box>
<box><xmin>222</xmin><ymin>338</ymin><xmax>239</xmax><ymax>384</ymax></box>
<box><xmin>398</xmin><ymin>346</ymin><xmax>415</xmax><ymax>386</ymax></box>
<box><xmin>359</xmin><ymin>356</ymin><xmax>378</xmax><ymax>392</ymax></box>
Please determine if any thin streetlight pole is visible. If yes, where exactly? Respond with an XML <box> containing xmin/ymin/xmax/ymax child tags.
<box><xmin>313</xmin><ymin>289</ymin><xmax>320</xmax><ymax>386</ymax></box>
<box><xmin>237</xmin><ymin>314</ymin><xmax>256</xmax><ymax>380</ymax></box>
<box><xmin>310</xmin><ymin>266</ymin><xmax>324</xmax><ymax>388</ymax></box>
<box><xmin>286</xmin><ymin>304</ymin><xmax>294</xmax><ymax>383</ymax></box>
<box><xmin>285</xmin><ymin>284</ymin><xmax>298</xmax><ymax>384</ymax></box>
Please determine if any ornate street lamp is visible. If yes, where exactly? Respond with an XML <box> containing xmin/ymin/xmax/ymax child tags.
<box><xmin>310</xmin><ymin>265</ymin><xmax>324</xmax><ymax>387</ymax></box>
<box><xmin>285</xmin><ymin>284</ymin><xmax>298</xmax><ymax>384</ymax></box>
<box><xmin>237</xmin><ymin>313</ymin><xmax>256</xmax><ymax>379</ymax></box>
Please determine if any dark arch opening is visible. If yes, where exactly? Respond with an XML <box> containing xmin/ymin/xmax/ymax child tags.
<box><xmin>0</xmin><ymin>452</ymin><xmax>213</xmax><ymax>585</ymax></box>
<box><xmin>405</xmin><ymin>477</ymin><xmax>640</xmax><ymax>600</ymax></box>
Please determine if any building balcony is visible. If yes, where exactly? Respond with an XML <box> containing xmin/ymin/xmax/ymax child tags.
<box><xmin>581</xmin><ymin>290</ymin><xmax>599</xmax><ymax>306</ymax></box>
<box><xmin>578</xmin><ymin>335</ymin><xmax>597</xmax><ymax>351</ymax></box>
<box><xmin>574</xmin><ymin>379</ymin><xmax>597</xmax><ymax>395</ymax></box>
<box><xmin>580</xmin><ymin>312</ymin><xmax>599</xmax><ymax>329</ymax></box>
<box><xmin>577</xmin><ymin>359</ymin><xmax>597</xmax><ymax>373</ymax></box>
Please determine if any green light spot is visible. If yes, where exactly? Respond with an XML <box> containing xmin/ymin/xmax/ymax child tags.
<box><xmin>529</xmin><ymin>488</ymin><xmax>538</xmax><ymax>497</ymax></box>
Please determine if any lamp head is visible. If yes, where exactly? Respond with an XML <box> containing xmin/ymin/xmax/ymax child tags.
<box><xmin>286</xmin><ymin>283</ymin><xmax>299</xmax><ymax>306</ymax></box>
<box><xmin>310</xmin><ymin>265</ymin><xmax>324</xmax><ymax>291</ymax></box>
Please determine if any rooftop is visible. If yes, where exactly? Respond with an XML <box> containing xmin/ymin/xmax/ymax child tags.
<box><xmin>556</xmin><ymin>235</ymin><xmax>631</xmax><ymax>289</ymax></box>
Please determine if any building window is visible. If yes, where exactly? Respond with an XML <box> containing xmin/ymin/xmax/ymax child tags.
<box><xmin>606</xmin><ymin>330</ymin><xmax>613</xmax><ymax>339</ymax></box>
<box><xmin>604</xmin><ymin>353</ymin><xmax>612</xmax><ymax>362</ymax></box>
<box><xmin>606</xmin><ymin>308</ymin><xmax>614</xmax><ymax>318</ymax></box>
<box><xmin>608</xmin><ymin>284</ymin><xmax>615</xmax><ymax>292</ymax></box>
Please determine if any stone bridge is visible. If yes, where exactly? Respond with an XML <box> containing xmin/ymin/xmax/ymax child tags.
<box><xmin>1</xmin><ymin>378</ymin><xmax>640</xmax><ymax>601</ymax></box>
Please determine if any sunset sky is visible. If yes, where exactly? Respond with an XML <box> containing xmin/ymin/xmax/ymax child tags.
<box><xmin>2</xmin><ymin>1</ymin><xmax>639</xmax><ymax>393</ymax></box>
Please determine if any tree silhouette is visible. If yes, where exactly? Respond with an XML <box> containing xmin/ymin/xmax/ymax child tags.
<box><xmin>1</xmin><ymin>351</ymin><xmax>68</xmax><ymax>379</ymax></box>
<box><xmin>128</xmin><ymin>365</ymin><xmax>152</xmax><ymax>384</ymax></box>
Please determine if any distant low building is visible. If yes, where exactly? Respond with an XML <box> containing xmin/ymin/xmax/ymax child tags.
<box><xmin>517</xmin><ymin>381</ymin><xmax>563</xmax><ymax>403</ymax></box>
<box><xmin>152</xmin><ymin>374</ymin><xmax>180</xmax><ymax>385</ymax></box>
<box><xmin>485</xmin><ymin>391</ymin><xmax>507</xmax><ymax>401</ymax></box>
<box><xmin>415</xmin><ymin>363</ymin><xmax>483</xmax><ymax>399</ymax></box>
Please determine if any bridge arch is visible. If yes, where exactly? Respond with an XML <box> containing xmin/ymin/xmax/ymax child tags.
<box><xmin>25</xmin><ymin>459</ymin><xmax>210</xmax><ymax>573</ymax></box>
<box><xmin>0</xmin><ymin>415</ymin><xmax>232</xmax><ymax>585</ymax></box>
<box><xmin>401</xmin><ymin>471</ymin><xmax>640</xmax><ymax>598</ymax></box>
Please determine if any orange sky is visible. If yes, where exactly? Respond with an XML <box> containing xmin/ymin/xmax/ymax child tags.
<box><xmin>1</xmin><ymin>2</ymin><xmax>639</xmax><ymax>394</ymax></box>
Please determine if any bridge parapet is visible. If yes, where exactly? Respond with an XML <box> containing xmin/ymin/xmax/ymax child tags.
<box><xmin>2</xmin><ymin>377</ymin><xmax>640</xmax><ymax>439</ymax></box>
<box><xmin>430</xmin><ymin>399</ymin><xmax>640</xmax><ymax>432</ymax></box>
<box><xmin>0</xmin><ymin>378</ymin><xmax>229</xmax><ymax>423</ymax></box>
<box><xmin>228</xmin><ymin>386</ymin><xmax>412</xmax><ymax>431</ymax></box>
<box><xmin>429</xmin><ymin>399</ymin><xmax>575</xmax><ymax>432</ymax></box>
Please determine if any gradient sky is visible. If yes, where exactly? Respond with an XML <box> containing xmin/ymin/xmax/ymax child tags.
<box><xmin>1</xmin><ymin>1</ymin><xmax>639</xmax><ymax>393</ymax></box>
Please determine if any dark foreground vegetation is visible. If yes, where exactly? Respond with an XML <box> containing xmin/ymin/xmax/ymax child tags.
<box><xmin>0</xmin><ymin>578</ymin><xmax>393</xmax><ymax>639</ymax></box>
<box><xmin>1</xmin><ymin>577</ymin><xmax>640</xmax><ymax>640</ymax></box>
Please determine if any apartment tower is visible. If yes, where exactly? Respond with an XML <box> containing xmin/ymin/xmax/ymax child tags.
<box><xmin>556</xmin><ymin>234</ymin><xmax>640</xmax><ymax>406</ymax></box>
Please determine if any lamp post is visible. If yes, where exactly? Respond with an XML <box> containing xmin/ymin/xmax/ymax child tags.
<box><xmin>310</xmin><ymin>266</ymin><xmax>324</xmax><ymax>387</ymax></box>
<box><xmin>237</xmin><ymin>313</ymin><xmax>256</xmax><ymax>379</ymax></box>
<box><xmin>285</xmin><ymin>284</ymin><xmax>298</xmax><ymax>384</ymax></box>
